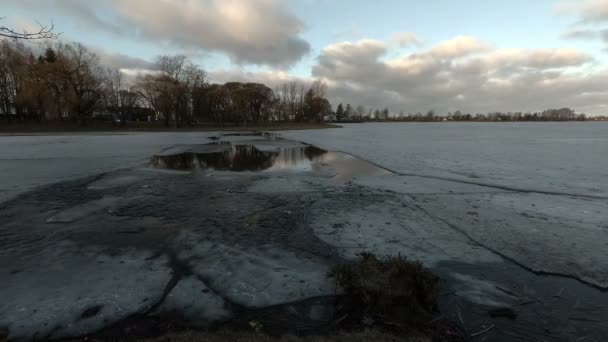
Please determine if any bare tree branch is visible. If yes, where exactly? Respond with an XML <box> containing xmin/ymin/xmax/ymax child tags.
<box><xmin>0</xmin><ymin>17</ymin><xmax>61</xmax><ymax>40</ymax></box>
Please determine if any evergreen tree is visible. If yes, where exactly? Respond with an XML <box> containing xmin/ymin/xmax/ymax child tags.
<box><xmin>345</xmin><ymin>104</ymin><xmax>353</xmax><ymax>119</ymax></box>
<box><xmin>43</xmin><ymin>47</ymin><xmax>57</xmax><ymax>63</ymax></box>
<box><xmin>336</xmin><ymin>103</ymin><xmax>344</xmax><ymax>121</ymax></box>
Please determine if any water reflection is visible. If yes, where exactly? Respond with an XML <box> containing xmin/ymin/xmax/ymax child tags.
<box><xmin>151</xmin><ymin>143</ymin><xmax>393</xmax><ymax>181</ymax></box>
<box><xmin>151</xmin><ymin>145</ymin><xmax>327</xmax><ymax>172</ymax></box>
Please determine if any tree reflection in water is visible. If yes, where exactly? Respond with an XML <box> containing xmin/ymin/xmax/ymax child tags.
<box><xmin>151</xmin><ymin>145</ymin><xmax>328</xmax><ymax>172</ymax></box>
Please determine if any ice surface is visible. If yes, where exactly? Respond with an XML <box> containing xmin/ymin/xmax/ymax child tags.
<box><xmin>309</xmin><ymin>197</ymin><xmax>502</xmax><ymax>266</ymax></box>
<box><xmin>176</xmin><ymin>232</ymin><xmax>334</xmax><ymax>308</ymax></box>
<box><xmin>156</xmin><ymin>276</ymin><xmax>232</xmax><ymax>326</ymax></box>
<box><xmin>284</xmin><ymin>123</ymin><xmax>608</xmax><ymax>287</ymax></box>
<box><xmin>2</xmin><ymin>126</ymin><xmax>607</xmax><ymax>340</ymax></box>
<box><xmin>282</xmin><ymin>122</ymin><xmax>608</xmax><ymax>197</ymax></box>
<box><xmin>0</xmin><ymin>133</ymin><xmax>215</xmax><ymax>203</ymax></box>
<box><xmin>0</xmin><ymin>242</ymin><xmax>171</xmax><ymax>340</ymax></box>
<box><xmin>46</xmin><ymin>196</ymin><xmax>122</xmax><ymax>223</ymax></box>
<box><xmin>418</xmin><ymin>192</ymin><xmax>608</xmax><ymax>287</ymax></box>
<box><xmin>449</xmin><ymin>273</ymin><xmax>519</xmax><ymax>307</ymax></box>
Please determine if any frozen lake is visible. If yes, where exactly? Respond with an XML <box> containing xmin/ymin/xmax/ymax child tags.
<box><xmin>284</xmin><ymin>122</ymin><xmax>608</xmax><ymax>197</ymax></box>
<box><xmin>2</xmin><ymin>123</ymin><xmax>605</xmax><ymax>202</ymax></box>
<box><xmin>1</xmin><ymin>124</ymin><xmax>607</xmax><ymax>340</ymax></box>
<box><xmin>0</xmin><ymin>132</ymin><xmax>217</xmax><ymax>203</ymax></box>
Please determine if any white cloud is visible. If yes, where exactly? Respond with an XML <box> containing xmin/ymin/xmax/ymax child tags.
<box><xmin>309</xmin><ymin>35</ymin><xmax>602</xmax><ymax>115</ymax></box>
<box><xmin>207</xmin><ymin>68</ymin><xmax>309</xmax><ymax>87</ymax></box>
<box><xmin>471</xmin><ymin>48</ymin><xmax>592</xmax><ymax>70</ymax></box>
<box><xmin>107</xmin><ymin>0</ymin><xmax>310</xmax><ymax>67</ymax></box>
<box><xmin>4</xmin><ymin>0</ymin><xmax>310</xmax><ymax>67</ymax></box>
<box><xmin>429</xmin><ymin>36</ymin><xmax>490</xmax><ymax>59</ymax></box>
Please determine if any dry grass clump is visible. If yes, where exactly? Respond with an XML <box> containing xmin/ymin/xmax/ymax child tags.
<box><xmin>331</xmin><ymin>253</ymin><xmax>469</xmax><ymax>341</ymax></box>
<box><xmin>332</xmin><ymin>253</ymin><xmax>440</xmax><ymax>325</ymax></box>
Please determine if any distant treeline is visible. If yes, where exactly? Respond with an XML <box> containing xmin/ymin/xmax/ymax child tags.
<box><xmin>334</xmin><ymin>105</ymin><xmax>595</xmax><ymax>122</ymax></box>
<box><xmin>0</xmin><ymin>39</ymin><xmax>332</xmax><ymax>127</ymax></box>
<box><xmin>1</xmin><ymin>38</ymin><xmax>601</xmax><ymax>129</ymax></box>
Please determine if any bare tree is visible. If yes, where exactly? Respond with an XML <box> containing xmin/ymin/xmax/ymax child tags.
<box><xmin>135</xmin><ymin>55</ymin><xmax>206</xmax><ymax>127</ymax></box>
<box><xmin>0</xmin><ymin>17</ymin><xmax>60</xmax><ymax>40</ymax></box>
<box><xmin>104</xmin><ymin>69</ymin><xmax>140</xmax><ymax>126</ymax></box>
<box><xmin>60</xmin><ymin>43</ymin><xmax>103</xmax><ymax>125</ymax></box>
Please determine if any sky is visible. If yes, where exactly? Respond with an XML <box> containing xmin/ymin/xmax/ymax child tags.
<box><xmin>4</xmin><ymin>0</ymin><xmax>608</xmax><ymax>115</ymax></box>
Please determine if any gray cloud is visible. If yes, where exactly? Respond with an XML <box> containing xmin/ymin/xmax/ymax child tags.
<box><xmin>557</xmin><ymin>0</ymin><xmax>608</xmax><ymax>24</ymax></box>
<box><xmin>4</xmin><ymin>0</ymin><xmax>125</xmax><ymax>35</ymax></box>
<box><xmin>561</xmin><ymin>28</ymin><xmax>600</xmax><ymax>39</ymax></box>
<box><xmin>309</xmin><ymin>37</ymin><xmax>602</xmax><ymax>115</ymax></box>
<box><xmin>92</xmin><ymin>48</ymin><xmax>154</xmax><ymax>71</ymax></box>
<box><xmin>5</xmin><ymin>0</ymin><xmax>310</xmax><ymax>67</ymax></box>
<box><xmin>108</xmin><ymin>0</ymin><xmax>310</xmax><ymax>67</ymax></box>
<box><xmin>561</xmin><ymin>28</ymin><xmax>608</xmax><ymax>44</ymax></box>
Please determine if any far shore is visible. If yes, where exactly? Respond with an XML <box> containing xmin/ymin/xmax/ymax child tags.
<box><xmin>1</xmin><ymin>119</ymin><xmax>607</xmax><ymax>135</ymax></box>
<box><xmin>0</xmin><ymin>122</ymin><xmax>341</xmax><ymax>134</ymax></box>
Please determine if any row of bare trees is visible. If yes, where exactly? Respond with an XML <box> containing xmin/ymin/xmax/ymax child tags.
<box><xmin>0</xmin><ymin>40</ymin><xmax>109</xmax><ymax>125</ymax></box>
<box><xmin>136</xmin><ymin>55</ymin><xmax>331</xmax><ymax>127</ymax></box>
<box><xmin>0</xmin><ymin>39</ymin><xmax>332</xmax><ymax>127</ymax></box>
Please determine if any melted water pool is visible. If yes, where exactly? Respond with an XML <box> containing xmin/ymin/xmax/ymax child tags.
<box><xmin>151</xmin><ymin>142</ymin><xmax>392</xmax><ymax>181</ymax></box>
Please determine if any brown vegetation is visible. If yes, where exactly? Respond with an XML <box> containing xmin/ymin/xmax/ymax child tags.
<box><xmin>332</xmin><ymin>253</ymin><xmax>469</xmax><ymax>341</ymax></box>
<box><xmin>0</xmin><ymin>40</ymin><xmax>332</xmax><ymax>129</ymax></box>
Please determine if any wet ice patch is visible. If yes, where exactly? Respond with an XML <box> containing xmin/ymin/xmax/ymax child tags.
<box><xmin>151</xmin><ymin>141</ymin><xmax>391</xmax><ymax>182</ymax></box>
<box><xmin>46</xmin><ymin>196</ymin><xmax>122</xmax><ymax>223</ymax></box>
<box><xmin>0</xmin><ymin>243</ymin><xmax>171</xmax><ymax>340</ymax></box>
<box><xmin>87</xmin><ymin>174</ymin><xmax>142</xmax><ymax>190</ymax></box>
<box><xmin>155</xmin><ymin>276</ymin><xmax>232</xmax><ymax>326</ymax></box>
<box><xmin>137</xmin><ymin>167</ymin><xmax>191</xmax><ymax>175</ymax></box>
<box><xmin>310</xmin><ymin>197</ymin><xmax>502</xmax><ymax>266</ymax></box>
<box><xmin>355</xmin><ymin>175</ymin><xmax>506</xmax><ymax>194</ymax></box>
<box><xmin>417</xmin><ymin>192</ymin><xmax>608</xmax><ymax>288</ymax></box>
<box><xmin>151</xmin><ymin>144</ymin><xmax>327</xmax><ymax>173</ymax></box>
<box><xmin>176</xmin><ymin>233</ymin><xmax>334</xmax><ymax>308</ymax></box>
<box><xmin>449</xmin><ymin>273</ymin><xmax>519</xmax><ymax>307</ymax></box>
<box><xmin>247</xmin><ymin>177</ymin><xmax>323</xmax><ymax>193</ymax></box>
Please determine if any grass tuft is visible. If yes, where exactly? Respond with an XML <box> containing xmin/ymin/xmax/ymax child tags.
<box><xmin>332</xmin><ymin>253</ymin><xmax>440</xmax><ymax>326</ymax></box>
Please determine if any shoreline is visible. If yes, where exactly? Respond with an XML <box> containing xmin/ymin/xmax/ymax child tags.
<box><xmin>0</xmin><ymin>123</ymin><xmax>340</xmax><ymax>134</ymax></box>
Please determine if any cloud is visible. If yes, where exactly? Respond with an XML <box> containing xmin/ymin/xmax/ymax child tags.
<box><xmin>107</xmin><ymin>0</ymin><xmax>310</xmax><ymax>67</ymax></box>
<box><xmin>561</xmin><ymin>28</ymin><xmax>599</xmax><ymax>39</ymax></box>
<box><xmin>389</xmin><ymin>32</ymin><xmax>423</xmax><ymax>48</ymax></box>
<box><xmin>3</xmin><ymin>0</ymin><xmax>125</xmax><ymax>34</ymax></box>
<box><xmin>557</xmin><ymin>1</ymin><xmax>608</xmax><ymax>46</ymax></box>
<box><xmin>207</xmin><ymin>68</ymin><xmax>309</xmax><ymax>87</ymax></box>
<box><xmin>92</xmin><ymin>49</ymin><xmax>154</xmax><ymax>71</ymax></box>
<box><xmin>4</xmin><ymin>0</ymin><xmax>310</xmax><ymax>67</ymax></box>
<box><xmin>429</xmin><ymin>36</ymin><xmax>490</xmax><ymax>58</ymax></box>
<box><xmin>557</xmin><ymin>0</ymin><xmax>608</xmax><ymax>23</ymax></box>
<box><xmin>561</xmin><ymin>27</ymin><xmax>608</xmax><ymax>46</ymax></box>
<box><xmin>308</xmin><ymin>36</ymin><xmax>602</xmax><ymax>115</ymax></box>
<box><xmin>312</xmin><ymin>40</ymin><xmax>389</xmax><ymax>82</ymax></box>
<box><xmin>473</xmin><ymin>49</ymin><xmax>592</xmax><ymax>69</ymax></box>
